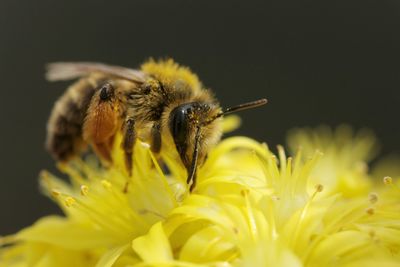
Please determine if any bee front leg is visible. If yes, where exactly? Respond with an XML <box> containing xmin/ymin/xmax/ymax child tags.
<box><xmin>121</xmin><ymin>118</ymin><xmax>136</xmax><ymax>192</ymax></box>
<box><xmin>122</xmin><ymin>118</ymin><xmax>136</xmax><ymax>176</ymax></box>
<box><xmin>187</xmin><ymin>126</ymin><xmax>201</xmax><ymax>192</ymax></box>
<box><xmin>150</xmin><ymin>121</ymin><xmax>162</xmax><ymax>154</ymax></box>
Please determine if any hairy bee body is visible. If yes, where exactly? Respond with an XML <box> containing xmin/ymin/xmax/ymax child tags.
<box><xmin>46</xmin><ymin>75</ymin><xmax>97</xmax><ymax>161</ymax></box>
<box><xmin>46</xmin><ymin>59</ymin><xmax>266</xmax><ymax>190</ymax></box>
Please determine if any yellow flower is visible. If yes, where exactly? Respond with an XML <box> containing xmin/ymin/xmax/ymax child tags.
<box><xmin>287</xmin><ymin>125</ymin><xmax>379</xmax><ymax>197</ymax></box>
<box><xmin>136</xmin><ymin>138</ymin><xmax>400</xmax><ymax>267</ymax></box>
<box><xmin>1</xmin><ymin>126</ymin><xmax>400</xmax><ymax>267</ymax></box>
<box><xmin>1</xmin><ymin>136</ymin><xmax>183</xmax><ymax>266</ymax></box>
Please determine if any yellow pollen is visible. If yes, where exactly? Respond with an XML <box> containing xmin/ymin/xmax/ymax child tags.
<box><xmin>80</xmin><ymin>185</ymin><xmax>89</xmax><ymax>196</ymax></box>
<box><xmin>366</xmin><ymin>207</ymin><xmax>374</xmax><ymax>215</ymax></box>
<box><xmin>65</xmin><ymin>197</ymin><xmax>76</xmax><ymax>207</ymax></box>
<box><xmin>101</xmin><ymin>180</ymin><xmax>112</xmax><ymax>189</ymax></box>
<box><xmin>368</xmin><ymin>192</ymin><xmax>378</xmax><ymax>204</ymax></box>
<box><xmin>383</xmin><ymin>176</ymin><xmax>393</xmax><ymax>185</ymax></box>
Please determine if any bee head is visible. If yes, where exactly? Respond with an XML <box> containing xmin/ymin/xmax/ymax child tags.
<box><xmin>169</xmin><ymin>102</ymin><xmax>219</xmax><ymax>167</ymax></box>
<box><xmin>169</xmin><ymin>102</ymin><xmax>216</xmax><ymax>141</ymax></box>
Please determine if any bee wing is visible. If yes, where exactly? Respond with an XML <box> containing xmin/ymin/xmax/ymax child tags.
<box><xmin>46</xmin><ymin>62</ymin><xmax>147</xmax><ymax>83</ymax></box>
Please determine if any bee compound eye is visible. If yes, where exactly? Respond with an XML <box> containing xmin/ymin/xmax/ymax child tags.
<box><xmin>169</xmin><ymin>103</ymin><xmax>194</xmax><ymax>147</ymax></box>
<box><xmin>99</xmin><ymin>83</ymin><xmax>114</xmax><ymax>101</ymax></box>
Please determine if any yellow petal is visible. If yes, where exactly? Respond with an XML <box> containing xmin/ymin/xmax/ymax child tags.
<box><xmin>95</xmin><ymin>244</ymin><xmax>129</xmax><ymax>267</ymax></box>
<box><xmin>307</xmin><ymin>230</ymin><xmax>372</xmax><ymax>266</ymax></box>
<box><xmin>222</xmin><ymin>115</ymin><xmax>241</xmax><ymax>133</ymax></box>
<box><xmin>15</xmin><ymin>216</ymin><xmax>115</xmax><ymax>250</ymax></box>
<box><xmin>179</xmin><ymin>226</ymin><xmax>235</xmax><ymax>263</ymax></box>
<box><xmin>132</xmin><ymin>222</ymin><xmax>173</xmax><ymax>263</ymax></box>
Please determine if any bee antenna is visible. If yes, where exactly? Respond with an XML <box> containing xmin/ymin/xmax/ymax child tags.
<box><xmin>206</xmin><ymin>98</ymin><xmax>268</xmax><ymax>124</ymax></box>
<box><xmin>220</xmin><ymin>98</ymin><xmax>268</xmax><ymax>116</ymax></box>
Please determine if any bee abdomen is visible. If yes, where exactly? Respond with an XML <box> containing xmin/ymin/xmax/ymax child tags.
<box><xmin>48</xmin><ymin>133</ymin><xmax>80</xmax><ymax>161</ymax></box>
<box><xmin>47</xmin><ymin>113</ymin><xmax>83</xmax><ymax>161</ymax></box>
<box><xmin>46</xmin><ymin>78</ymin><xmax>96</xmax><ymax>161</ymax></box>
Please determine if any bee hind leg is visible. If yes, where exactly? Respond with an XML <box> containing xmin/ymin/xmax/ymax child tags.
<box><xmin>121</xmin><ymin>118</ymin><xmax>136</xmax><ymax>192</ymax></box>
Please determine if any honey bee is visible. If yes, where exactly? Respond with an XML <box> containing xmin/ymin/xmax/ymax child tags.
<box><xmin>45</xmin><ymin>59</ymin><xmax>267</xmax><ymax>191</ymax></box>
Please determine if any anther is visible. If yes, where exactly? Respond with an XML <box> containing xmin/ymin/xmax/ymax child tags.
<box><xmin>51</xmin><ymin>189</ymin><xmax>61</xmax><ymax>198</ymax></box>
<box><xmin>101</xmin><ymin>180</ymin><xmax>112</xmax><ymax>189</ymax></box>
<box><xmin>315</xmin><ymin>184</ymin><xmax>324</xmax><ymax>193</ymax></box>
<box><xmin>241</xmin><ymin>189</ymin><xmax>250</xmax><ymax>197</ymax></box>
<box><xmin>80</xmin><ymin>185</ymin><xmax>89</xmax><ymax>196</ymax></box>
<box><xmin>369</xmin><ymin>230</ymin><xmax>376</xmax><ymax>238</ymax></box>
<box><xmin>383</xmin><ymin>176</ymin><xmax>393</xmax><ymax>185</ymax></box>
<box><xmin>369</xmin><ymin>192</ymin><xmax>378</xmax><ymax>204</ymax></box>
<box><xmin>65</xmin><ymin>197</ymin><xmax>76</xmax><ymax>207</ymax></box>
<box><xmin>366</xmin><ymin>207</ymin><xmax>375</xmax><ymax>215</ymax></box>
<box><xmin>271</xmin><ymin>195</ymin><xmax>280</xmax><ymax>201</ymax></box>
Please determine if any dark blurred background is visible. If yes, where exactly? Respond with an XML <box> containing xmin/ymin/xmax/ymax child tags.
<box><xmin>1</xmin><ymin>0</ymin><xmax>399</xmax><ymax>234</ymax></box>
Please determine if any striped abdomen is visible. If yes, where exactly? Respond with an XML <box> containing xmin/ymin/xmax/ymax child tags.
<box><xmin>46</xmin><ymin>77</ymin><xmax>96</xmax><ymax>161</ymax></box>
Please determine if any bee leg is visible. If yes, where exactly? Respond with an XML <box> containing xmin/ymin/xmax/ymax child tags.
<box><xmin>150</xmin><ymin>121</ymin><xmax>162</xmax><ymax>154</ymax></box>
<box><xmin>122</xmin><ymin>118</ymin><xmax>136</xmax><ymax>192</ymax></box>
<box><xmin>187</xmin><ymin>126</ymin><xmax>201</xmax><ymax>192</ymax></box>
<box><xmin>150</xmin><ymin>121</ymin><xmax>167</xmax><ymax>171</ymax></box>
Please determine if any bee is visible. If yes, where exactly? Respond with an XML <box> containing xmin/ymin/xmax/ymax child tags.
<box><xmin>45</xmin><ymin>59</ymin><xmax>267</xmax><ymax>191</ymax></box>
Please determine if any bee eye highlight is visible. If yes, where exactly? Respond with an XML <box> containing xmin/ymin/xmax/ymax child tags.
<box><xmin>99</xmin><ymin>83</ymin><xmax>114</xmax><ymax>101</ymax></box>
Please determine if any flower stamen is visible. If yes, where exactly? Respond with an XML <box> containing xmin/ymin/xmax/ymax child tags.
<box><xmin>290</xmin><ymin>183</ymin><xmax>324</xmax><ymax>248</ymax></box>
